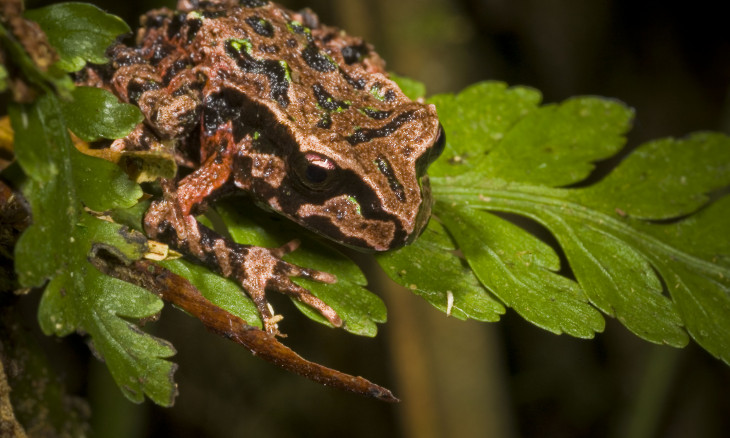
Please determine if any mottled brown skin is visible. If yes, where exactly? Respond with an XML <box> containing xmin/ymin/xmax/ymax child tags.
<box><xmin>80</xmin><ymin>0</ymin><xmax>444</xmax><ymax>333</ymax></box>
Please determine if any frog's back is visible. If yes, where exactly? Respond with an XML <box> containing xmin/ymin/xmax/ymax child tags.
<box><xmin>82</xmin><ymin>0</ymin><xmax>444</xmax><ymax>251</ymax></box>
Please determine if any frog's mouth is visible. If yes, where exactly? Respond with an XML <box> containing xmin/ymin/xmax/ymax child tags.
<box><xmin>287</xmin><ymin>171</ymin><xmax>433</xmax><ymax>252</ymax></box>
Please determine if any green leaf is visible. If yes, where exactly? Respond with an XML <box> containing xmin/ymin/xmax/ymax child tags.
<box><xmin>377</xmin><ymin>220</ymin><xmax>505</xmax><ymax>321</ymax></box>
<box><xmin>437</xmin><ymin>205</ymin><xmax>604</xmax><ymax>337</ymax></box>
<box><xmin>35</xmin><ymin>218</ymin><xmax>175</xmax><ymax>407</ymax></box>
<box><xmin>403</xmin><ymin>81</ymin><xmax>730</xmax><ymax>363</ymax></box>
<box><xmin>478</xmin><ymin>97</ymin><xmax>633</xmax><ymax>186</ymax></box>
<box><xmin>575</xmin><ymin>132</ymin><xmax>730</xmax><ymax>219</ymax></box>
<box><xmin>62</xmin><ymin>86</ymin><xmax>143</xmax><ymax>142</ymax></box>
<box><xmin>11</xmin><ymin>92</ymin><xmax>175</xmax><ymax>405</ymax></box>
<box><xmin>25</xmin><ymin>2</ymin><xmax>130</xmax><ymax>72</ymax></box>
<box><xmin>215</xmin><ymin>202</ymin><xmax>386</xmax><ymax>337</ymax></box>
<box><xmin>9</xmin><ymin>91</ymin><xmax>64</xmax><ymax>182</ymax></box>
<box><xmin>71</xmin><ymin>149</ymin><xmax>143</xmax><ymax>211</ymax></box>
<box><xmin>428</xmin><ymin>82</ymin><xmax>542</xmax><ymax>177</ymax></box>
<box><xmin>160</xmin><ymin>258</ymin><xmax>263</xmax><ymax>329</ymax></box>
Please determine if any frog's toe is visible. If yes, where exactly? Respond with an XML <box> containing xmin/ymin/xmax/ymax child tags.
<box><xmin>272</xmin><ymin>239</ymin><xmax>301</xmax><ymax>257</ymax></box>
<box><xmin>277</xmin><ymin>259</ymin><xmax>337</xmax><ymax>284</ymax></box>
<box><xmin>270</xmin><ymin>277</ymin><xmax>342</xmax><ymax>328</ymax></box>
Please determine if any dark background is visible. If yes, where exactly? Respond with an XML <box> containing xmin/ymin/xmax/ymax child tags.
<box><xmin>18</xmin><ymin>0</ymin><xmax>730</xmax><ymax>437</ymax></box>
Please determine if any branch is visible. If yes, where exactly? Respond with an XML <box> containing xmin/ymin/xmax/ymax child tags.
<box><xmin>88</xmin><ymin>246</ymin><xmax>398</xmax><ymax>402</ymax></box>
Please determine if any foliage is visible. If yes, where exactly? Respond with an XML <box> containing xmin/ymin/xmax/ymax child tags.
<box><xmin>3</xmin><ymin>3</ymin><xmax>175</xmax><ymax>405</ymax></box>
<box><xmin>379</xmin><ymin>82</ymin><xmax>730</xmax><ymax>364</ymax></box>
<box><xmin>1</xmin><ymin>1</ymin><xmax>728</xmax><ymax>408</ymax></box>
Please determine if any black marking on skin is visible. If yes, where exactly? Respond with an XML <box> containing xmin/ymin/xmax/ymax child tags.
<box><xmin>317</xmin><ymin>114</ymin><xmax>332</xmax><ymax>129</ymax></box>
<box><xmin>339</xmin><ymin>70</ymin><xmax>366</xmax><ymax>90</ymax></box>
<box><xmin>312</xmin><ymin>84</ymin><xmax>349</xmax><ymax>112</ymax></box>
<box><xmin>167</xmin><ymin>13</ymin><xmax>186</xmax><ymax>39</ymax></box>
<box><xmin>260</xmin><ymin>44</ymin><xmax>279</xmax><ymax>54</ymax></box>
<box><xmin>346</xmin><ymin>110</ymin><xmax>415</xmax><ymax>145</ymax></box>
<box><xmin>203</xmin><ymin>89</ymin><xmax>250</xmax><ymax>142</ymax></box>
<box><xmin>162</xmin><ymin>59</ymin><xmax>191</xmax><ymax>85</ymax></box>
<box><xmin>142</xmin><ymin>12</ymin><xmax>167</xmax><ymax>29</ymax></box>
<box><xmin>321</xmin><ymin>32</ymin><xmax>336</xmax><ymax>44</ymax></box>
<box><xmin>149</xmin><ymin>42</ymin><xmax>174</xmax><ymax>66</ymax></box>
<box><xmin>287</xmin><ymin>20</ymin><xmax>310</xmax><ymax>36</ymax></box>
<box><xmin>246</xmin><ymin>15</ymin><xmax>275</xmax><ymax>37</ymax></box>
<box><xmin>302</xmin><ymin>45</ymin><xmax>337</xmax><ymax>72</ymax></box>
<box><xmin>341</xmin><ymin>43</ymin><xmax>369</xmax><ymax>64</ymax></box>
<box><xmin>201</xmin><ymin>9</ymin><xmax>227</xmax><ymax>19</ymax></box>
<box><xmin>203</xmin><ymin>88</ymin><xmax>295</xmax><ymax>147</ymax></box>
<box><xmin>153</xmin><ymin>220</ymin><xmax>179</xmax><ymax>250</ymax></box>
<box><xmin>186</xmin><ymin>223</ymin><xmax>223</xmax><ymax>269</ymax></box>
<box><xmin>186</xmin><ymin>17</ymin><xmax>203</xmax><ymax>42</ymax></box>
<box><xmin>109</xmin><ymin>46</ymin><xmax>145</xmax><ymax>67</ymax></box>
<box><xmin>225</xmin><ymin>40</ymin><xmax>290</xmax><ymax>107</ymax></box>
<box><xmin>384</xmin><ymin>90</ymin><xmax>396</xmax><ymax>101</ymax></box>
<box><xmin>241</xmin><ymin>0</ymin><xmax>269</xmax><ymax>7</ymax></box>
<box><xmin>362</xmin><ymin>108</ymin><xmax>392</xmax><ymax>120</ymax></box>
<box><xmin>127</xmin><ymin>80</ymin><xmax>160</xmax><ymax>105</ymax></box>
<box><xmin>374</xmin><ymin>156</ymin><xmax>406</xmax><ymax>202</ymax></box>
<box><xmin>286</xmin><ymin>38</ymin><xmax>297</xmax><ymax>48</ymax></box>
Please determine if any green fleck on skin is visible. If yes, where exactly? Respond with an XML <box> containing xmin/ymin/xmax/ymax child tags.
<box><xmin>347</xmin><ymin>196</ymin><xmax>362</xmax><ymax>215</ymax></box>
<box><xmin>229</xmin><ymin>38</ymin><xmax>253</xmax><ymax>54</ymax></box>
<box><xmin>370</xmin><ymin>85</ymin><xmax>386</xmax><ymax>101</ymax></box>
<box><xmin>286</xmin><ymin>20</ymin><xmax>311</xmax><ymax>36</ymax></box>
<box><xmin>279</xmin><ymin>60</ymin><xmax>292</xmax><ymax>82</ymax></box>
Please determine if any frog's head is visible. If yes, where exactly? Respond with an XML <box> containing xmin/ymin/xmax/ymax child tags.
<box><xmin>252</xmin><ymin>102</ymin><xmax>444</xmax><ymax>252</ymax></box>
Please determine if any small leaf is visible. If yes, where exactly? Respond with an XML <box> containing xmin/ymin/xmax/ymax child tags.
<box><xmin>377</xmin><ymin>220</ymin><xmax>505</xmax><ymax>321</ymax></box>
<box><xmin>62</xmin><ymin>86</ymin><xmax>143</xmax><ymax>142</ymax></box>
<box><xmin>428</xmin><ymin>82</ymin><xmax>542</xmax><ymax>177</ymax></box>
<box><xmin>161</xmin><ymin>259</ymin><xmax>263</xmax><ymax>329</ymax></box>
<box><xmin>72</xmin><ymin>149</ymin><xmax>143</xmax><ymax>211</ymax></box>
<box><xmin>9</xmin><ymin>93</ymin><xmax>64</xmax><ymax>182</ymax></box>
<box><xmin>25</xmin><ymin>3</ymin><xmax>130</xmax><ymax>72</ymax></box>
<box><xmin>644</xmin><ymin>195</ymin><xmax>730</xmax><ymax>268</ymax></box>
<box><xmin>437</xmin><ymin>204</ymin><xmax>605</xmax><ymax>338</ymax></box>
<box><xmin>479</xmin><ymin>97</ymin><xmax>634</xmax><ymax>186</ymax></box>
<box><xmin>33</xmin><ymin>214</ymin><xmax>176</xmax><ymax>406</ymax></box>
<box><xmin>544</xmin><ymin>214</ymin><xmax>686</xmax><ymax>345</ymax></box>
<box><xmin>292</xmin><ymin>278</ymin><xmax>386</xmax><ymax>337</ymax></box>
<box><xmin>575</xmin><ymin>132</ymin><xmax>730</xmax><ymax>219</ymax></box>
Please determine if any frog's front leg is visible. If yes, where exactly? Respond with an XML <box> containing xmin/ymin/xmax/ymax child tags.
<box><xmin>144</xmin><ymin>128</ymin><xmax>341</xmax><ymax>334</ymax></box>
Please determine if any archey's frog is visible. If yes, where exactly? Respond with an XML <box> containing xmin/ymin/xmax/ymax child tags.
<box><xmin>79</xmin><ymin>0</ymin><xmax>444</xmax><ymax>333</ymax></box>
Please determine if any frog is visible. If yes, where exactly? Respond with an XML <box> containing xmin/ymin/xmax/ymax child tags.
<box><xmin>78</xmin><ymin>0</ymin><xmax>444</xmax><ymax>334</ymax></box>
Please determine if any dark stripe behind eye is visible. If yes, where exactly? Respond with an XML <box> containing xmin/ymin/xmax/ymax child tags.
<box><xmin>346</xmin><ymin>110</ymin><xmax>415</xmax><ymax>145</ymax></box>
<box><xmin>375</xmin><ymin>156</ymin><xmax>406</xmax><ymax>202</ymax></box>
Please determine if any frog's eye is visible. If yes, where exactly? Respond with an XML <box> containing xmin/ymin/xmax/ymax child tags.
<box><xmin>294</xmin><ymin>153</ymin><xmax>337</xmax><ymax>190</ymax></box>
